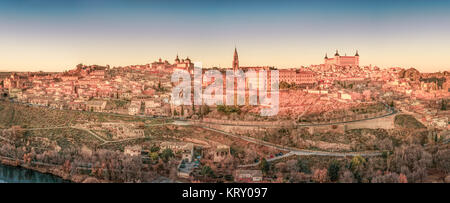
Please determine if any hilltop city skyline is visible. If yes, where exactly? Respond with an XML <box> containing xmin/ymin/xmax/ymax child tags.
<box><xmin>0</xmin><ymin>48</ymin><xmax>448</xmax><ymax>73</ymax></box>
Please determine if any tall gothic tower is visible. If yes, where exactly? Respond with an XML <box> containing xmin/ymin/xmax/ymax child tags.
<box><xmin>232</xmin><ymin>47</ymin><xmax>240</xmax><ymax>106</ymax></box>
<box><xmin>232</xmin><ymin>47</ymin><xmax>239</xmax><ymax>71</ymax></box>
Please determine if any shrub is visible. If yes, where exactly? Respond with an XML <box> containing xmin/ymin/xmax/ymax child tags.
<box><xmin>160</xmin><ymin>149</ymin><xmax>174</xmax><ymax>162</ymax></box>
<box><xmin>296</xmin><ymin>159</ymin><xmax>311</xmax><ymax>174</ymax></box>
<box><xmin>328</xmin><ymin>160</ymin><xmax>340</xmax><ymax>182</ymax></box>
<box><xmin>260</xmin><ymin>158</ymin><xmax>270</xmax><ymax>174</ymax></box>
<box><xmin>201</xmin><ymin>166</ymin><xmax>214</xmax><ymax>177</ymax></box>
<box><xmin>217</xmin><ymin>105</ymin><xmax>241</xmax><ymax>115</ymax></box>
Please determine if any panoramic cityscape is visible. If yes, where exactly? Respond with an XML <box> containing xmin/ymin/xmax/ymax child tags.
<box><xmin>0</xmin><ymin>0</ymin><xmax>448</xmax><ymax>187</ymax></box>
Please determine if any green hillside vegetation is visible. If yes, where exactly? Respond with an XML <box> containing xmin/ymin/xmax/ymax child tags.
<box><xmin>0</xmin><ymin>101</ymin><xmax>149</xmax><ymax>128</ymax></box>
<box><xmin>25</xmin><ymin>128</ymin><xmax>103</xmax><ymax>149</ymax></box>
<box><xmin>394</xmin><ymin>114</ymin><xmax>426</xmax><ymax>129</ymax></box>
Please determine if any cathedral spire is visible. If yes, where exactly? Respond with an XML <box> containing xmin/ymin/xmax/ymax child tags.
<box><xmin>324</xmin><ymin>53</ymin><xmax>328</xmax><ymax>59</ymax></box>
<box><xmin>355</xmin><ymin>50</ymin><xmax>359</xmax><ymax>56</ymax></box>
<box><xmin>175</xmin><ymin>54</ymin><xmax>180</xmax><ymax>63</ymax></box>
<box><xmin>335</xmin><ymin>50</ymin><xmax>340</xmax><ymax>56</ymax></box>
<box><xmin>233</xmin><ymin>47</ymin><xmax>239</xmax><ymax>71</ymax></box>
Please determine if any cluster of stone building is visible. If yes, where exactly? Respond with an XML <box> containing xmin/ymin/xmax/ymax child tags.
<box><xmin>1</xmin><ymin>64</ymin><xmax>173</xmax><ymax>116</ymax></box>
<box><xmin>0</xmin><ymin>49</ymin><xmax>448</xmax><ymax>127</ymax></box>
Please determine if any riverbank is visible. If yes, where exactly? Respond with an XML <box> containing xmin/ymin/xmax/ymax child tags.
<box><xmin>0</xmin><ymin>162</ymin><xmax>68</xmax><ymax>183</ymax></box>
<box><xmin>0</xmin><ymin>157</ymin><xmax>105</xmax><ymax>183</ymax></box>
<box><xmin>0</xmin><ymin>157</ymin><xmax>177</xmax><ymax>183</ymax></box>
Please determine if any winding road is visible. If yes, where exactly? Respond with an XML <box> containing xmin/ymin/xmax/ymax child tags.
<box><xmin>200</xmin><ymin>124</ymin><xmax>382</xmax><ymax>167</ymax></box>
<box><xmin>200</xmin><ymin>126</ymin><xmax>382</xmax><ymax>159</ymax></box>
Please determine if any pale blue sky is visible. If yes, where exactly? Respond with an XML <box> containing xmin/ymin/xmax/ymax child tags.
<box><xmin>0</xmin><ymin>0</ymin><xmax>449</xmax><ymax>72</ymax></box>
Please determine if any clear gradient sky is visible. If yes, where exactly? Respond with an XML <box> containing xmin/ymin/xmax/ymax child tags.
<box><xmin>1</xmin><ymin>0</ymin><xmax>450</xmax><ymax>72</ymax></box>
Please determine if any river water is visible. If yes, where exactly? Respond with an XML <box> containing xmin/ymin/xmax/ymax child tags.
<box><xmin>0</xmin><ymin>163</ymin><xmax>69</xmax><ymax>183</ymax></box>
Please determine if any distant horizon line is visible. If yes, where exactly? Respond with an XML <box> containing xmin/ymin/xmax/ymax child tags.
<box><xmin>0</xmin><ymin>49</ymin><xmax>448</xmax><ymax>73</ymax></box>
<box><xmin>1</xmin><ymin>47</ymin><xmax>450</xmax><ymax>73</ymax></box>
<box><xmin>0</xmin><ymin>63</ymin><xmax>448</xmax><ymax>74</ymax></box>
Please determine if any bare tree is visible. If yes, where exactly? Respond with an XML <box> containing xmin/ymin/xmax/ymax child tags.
<box><xmin>433</xmin><ymin>149</ymin><xmax>450</xmax><ymax>173</ymax></box>
<box><xmin>312</xmin><ymin>168</ymin><xmax>328</xmax><ymax>183</ymax></box>
<box><xmin>388</xmin><ymin>145</ymin><xmax>432</xmax><ymax>183</ymax></box>
<box><xmin>372</xmin><ymin>172</ymin><xmax>400</xmax><ymax>183</ymax></box>
<box><xmin>339</xmin><ymin>169</ymin><xmax>356</xmax><ymax>183</ymax></box>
